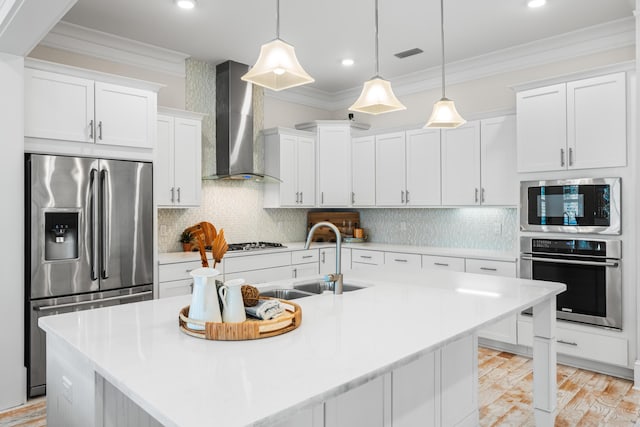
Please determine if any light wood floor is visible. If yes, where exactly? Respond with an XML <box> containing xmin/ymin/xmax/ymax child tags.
<box><xmin>2</xmin><ymin>349</ymin><xmax>639</xmax><ymax>426</ymax></box>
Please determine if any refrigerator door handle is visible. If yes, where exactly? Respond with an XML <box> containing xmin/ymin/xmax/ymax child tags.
<box><xmin>90</xmin><ymin>168</ymin><xmax>99</xmax><ymax>281</ymax></box>
<box><xmin>34</xmin><ymin>291</ymin><xmax>153</xmax><ymax>312</ymax></box>
<box><xmin>101</xmin><ymin>168</ymin><xmax>110</xmax><ymax>279</ymax></box>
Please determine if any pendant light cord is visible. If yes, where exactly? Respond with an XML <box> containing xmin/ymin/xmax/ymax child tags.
<box><xmin>440</xmin><ymin>0</ymin><xmax>445</xmax><ymax>99</ymax></box>
<box><xmin>276</xmin><ymin>0</ymin><xmax>280</xmax><ymax>39</ymax></box>
<box><xmin>374</xmin><ymin>0</ymin><xmax>379</xmax><ymax>77</ymax></box>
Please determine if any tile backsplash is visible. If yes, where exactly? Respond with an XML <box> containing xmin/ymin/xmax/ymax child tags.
<box><xmin>157</xmin><ymin>59</ymin><xmax>517</xmax><ymax>254</ymax></box>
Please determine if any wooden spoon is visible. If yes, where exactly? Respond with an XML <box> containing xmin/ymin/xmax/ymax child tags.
<box><xmin>211</xmin><ymin>229</ymin><xmax>228</xmax><ymax>268</ymax></box>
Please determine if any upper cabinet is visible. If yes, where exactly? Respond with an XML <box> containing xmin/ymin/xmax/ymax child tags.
<box><xmin>441</xmin><ymin>122</ymin><xmax>481</xmax><ymax>206</ymax></box>
<box><xmin>264</xmin><ymin>128</ymin><xmax>316</xmax><ymax>208</ymax></box>
<box><xmin>317</xmin><ymin>124</ymin><xmax>351</xmax><ymax>206</ymax></box>
<box><xmin>25</xmin><ymin>67</ymin><xmax>157</xmax><ymax>150</ymax></box>
<box><xmin>480</xmin><ymin>116</ymin><xmax>518</xmax><ymax>205</ymax></box>
<box><xmin>157</xmin><ymin>108</ymin><xmax>205</xmax><ymax>208</ymax></box>
<box><xmin>516</xmin><ymin>72</ymin><xmax>627</xmax><ymax>172</ymax></box>
<box><xmin>375</xmin><ymin>132</ymin><xmax>406</xmax><ymax>206</ymax></box>
<box><xmin>351</xmin><ymin>135</ymin><xmax>376</xmax><ymax>206</ymax></box>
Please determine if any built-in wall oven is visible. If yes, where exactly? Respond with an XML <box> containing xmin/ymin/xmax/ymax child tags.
<box><xmin>520</xmin><ymin>237</ymin><xmax>622</xmax><ymax>329</ymax></box>
<box><xmin>520</xmin><ymin>177</ymin><xmax>621</xmax><ymax>234</ymax></box>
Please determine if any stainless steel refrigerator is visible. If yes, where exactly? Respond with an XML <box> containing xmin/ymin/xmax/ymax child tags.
<box><xmin>25</xmin><ymin>154</ymin><xmax>154</xmax><ymax>397</ymax></box>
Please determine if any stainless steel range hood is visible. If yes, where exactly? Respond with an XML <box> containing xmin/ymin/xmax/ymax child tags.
<box><xmin>205</xmin><ymin>60</ymin><xmax>279</xmax><ymax>182</ymax></box>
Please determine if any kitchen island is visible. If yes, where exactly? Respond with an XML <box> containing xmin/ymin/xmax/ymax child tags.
<box><xmin>39</xmin><ymin>268</ymin><xmax>564</xmax><ymax>427</ymax></box>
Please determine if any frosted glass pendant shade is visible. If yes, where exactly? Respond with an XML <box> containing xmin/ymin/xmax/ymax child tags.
<box><xmin>425</xmin><ymin>97</ymin><xmax>466</xmax><ymax>128</ymax></box>
<box><xmin>241</xmin><ymin>39</ymin><xmax>314</xmax><ymax>91</ymax></box>
<box><xmin>349</xmin><ymin>77</ymin><xmax>406</xmax><ymax>115</ymax></box>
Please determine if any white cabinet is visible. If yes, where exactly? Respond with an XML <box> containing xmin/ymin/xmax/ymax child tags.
<box><xmin>325</xmin><ymin>376</ymin><xmax>386</xmax><ymax>427</ymax></box>
<box><xmin>384</xmin><ymin>251</ymin><xmax>421</xmax><ymax>271</ymax></box>
<box><xmin>264</xmin><ymin>128</ymin><xmax>316</xmax><ymax>208</ymax></box>
<box><xmin>291</xmin><ymin>249</ymin><xmax>319</xmax><ymax>278</ymax></box>
<box><xmin>375</xmin><ymin>130</ymin><xmax>440</xmax><ymax>207</ymax></box>
<box><xmin>25</xmin><ymin>68</ymin><xmax>156</xmax><ymax>149</ymax></box>
<box><xmin>441</xmin><ymin>334</ymin><xmax>478</xmax><ymax>427</ymax></box>
<box><xmin>467</xmin><ymin>258</ymin><xmax>518</xmax><ymax>345</ymax></box>
<box><xmin>317</xmin><ymin>125</ymin><xmax>351</xmax><ymax>206</ymax></box>
<box><xmin>351</xmin><ymin>136</ymin><xmax>376</xmax><ymax>206</ymax></box>
<box><xmin>422</xmin><ymin>255</ymin><xmax>465</xmax><ymax>272</ymax></box>
<box><xmin>157</xmin><ymin>108</ymin><xmax>204</xmax><ymax>207</ymax></box>
<box><xmin>480</xmin><ymin>116</ymin><xmax>518</xmax><ymax>205</ymax></box>
<box><xmin>351</xmin><ymin>249</ymin><xmax>384</xmax><ymax>269</ymax></box>
<box><xmin>158</xmin><ymin>260</ymin><xmax>204</xmax><ymax>299</ymax></box>
<box><xmin>441</xmin><ymin>121</ymin><xmax>481</xmax><ymax>206</ymax></box>
<box><xmin>392</xmin><ymin>351</ymin><xmax>437</xmax><ymax>427</ymax></box>
<box><xmin>517</xmin><ymin>72</ymin><xmax>627</xmax><ymax>172</ymax></box>
<box><xmin>319</xmin><ymin>247</ymin><xmax>352</xmax><ymax>275</ymax></box>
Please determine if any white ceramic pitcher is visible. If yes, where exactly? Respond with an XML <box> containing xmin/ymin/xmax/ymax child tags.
<box><xmin>218</xmin><ymin>278</ymin><xmax>246</xmax><ymax>323</ymax></box>
<box><xmin>187</xmin><ymin>267</ymin><xmax>222</xmax><ymax>330</ymax></box>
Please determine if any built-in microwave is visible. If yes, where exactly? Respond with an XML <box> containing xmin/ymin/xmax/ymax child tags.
<box><xmin>520</xmin><ymin>178</ymin><xmax>621</xmax><ymax>234</ymax></box>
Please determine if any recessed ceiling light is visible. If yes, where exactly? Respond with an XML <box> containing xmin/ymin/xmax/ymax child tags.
<box><xmin>176</xmin><ymin>0</ymin><xmax>196</xmax><ymax>10</ymax></box>
<box><xmin>341</xmin><ymin>58</ymin><xmax>354</xmax><ymax>67</ymax></box>
<box><xmin>527</xmin><ymin>0</ymin><xmax>546</xmax><ymax>8</ymax></box>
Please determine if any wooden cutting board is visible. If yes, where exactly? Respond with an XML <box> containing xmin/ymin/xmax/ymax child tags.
<box><xmin>307</xmin><ymin>212</ymin><xmax>360</xmax><ymax>242</ymax></box>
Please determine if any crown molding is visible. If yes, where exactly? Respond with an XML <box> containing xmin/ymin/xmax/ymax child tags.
<box><xmin>270</xmin><ymin>16</ymin><xmax>636</xmax><ymax>111</ymax></box>
<box><xmin>39</xmin><ymin>21</ymin><xmax>189</xmax><ymax>77</ymax></box>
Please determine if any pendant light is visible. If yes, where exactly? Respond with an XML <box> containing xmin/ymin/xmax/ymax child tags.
<box><xmin>425</xmin><ymin>0</ymin><xmax>466</xmax><ymax>128</ymax></box>
<box><xmin>349</xmin><ymin>0</ymin><xmax>406</xmax><ymax>115</ymax></box>
<box><xmin>241</xmin><ymin>0</ymin><xmax>314</xmax><ymax>91</ymax></box>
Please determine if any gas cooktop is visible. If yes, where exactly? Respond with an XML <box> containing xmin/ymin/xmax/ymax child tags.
<box><xmin>227</xmin><ymin>242</ymin><xmax>286</xmax><ymax>252</ymax></box>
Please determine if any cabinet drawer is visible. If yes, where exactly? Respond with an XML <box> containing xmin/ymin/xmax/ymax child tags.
<box><xmin>159</xmin><ymin>260</ymin><xmax>205</xmax><ymax>282</ymax></box>
<box><xmin>158</xmin><ymin>279</ymin><xmax>192</xmax><ymax>299</ymax></box>
<box><xmin>224</xmin><ymin>252</ymin><xmax>291</xmax><ymax>274</ymax></box>
<box><xmin>465</xmin><ymin>259</ymin><xmax>516</xmax><ymax>277</ymax></box>
<box><xmin>422</xmin><ymin>255</ymin><xmax>465</xmax><ymax>272</ymax></box>
<box><xmin>351</xmin><ymin>249</ymin><xmax>384</xmax><ymax>265</ymax></box>
<box><xmin>292</xmin><ymin>249</ymin><xmax>319</xmax><ymax>264</ymax></box>
<box><xmin>224</xmin><ymin>265</ymin><xmax>292</xmax><ymax>284</ymax></box>
<box><xmin>292</xmin><ymin>263</ymin><xmax>318</xmax><ymax>279</ymax></box>
<box><xmin>384</xmin><ymin>252</ymin><xmax>421</xmax><ymax>269</ymax></box>
<box><xmin>517</xmin><ymin>320</ymin><xmax>628</xmax><ymax>366</ymax></box>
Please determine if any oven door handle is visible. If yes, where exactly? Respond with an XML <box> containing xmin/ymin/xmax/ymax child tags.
<box><xmin>33</xmin><ymin>291</ymin><xmax>152</xmax><ymax>312</ymax></box>
<box><xmin>520</xmin><ymin>255</ymin><xmax>619</xmax><ymax>268</ymax></box>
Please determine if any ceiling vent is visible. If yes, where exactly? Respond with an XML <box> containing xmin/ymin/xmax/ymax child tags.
<box><xmin>394</xmin><ymin>48</ymin><xmax>423</xmax><ymax>59</ymax></box>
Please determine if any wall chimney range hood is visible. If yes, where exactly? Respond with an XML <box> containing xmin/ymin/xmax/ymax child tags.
<box><xmin>205</xmin><ymin>60</ymin><xmax>279</xmax><ymax>182</ymax></box>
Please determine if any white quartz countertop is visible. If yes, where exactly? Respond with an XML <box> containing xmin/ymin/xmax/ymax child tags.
<box><xmin>39</xmin><ymin>269</ymin><xmax>563</xmax><ymax>427</ymax></box>
<box><xmin>158</xmin><ymin>242</ymin><xmax>517</xmax><ymax>264</ymax></box>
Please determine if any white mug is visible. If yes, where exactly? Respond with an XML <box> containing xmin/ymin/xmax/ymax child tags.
<box><xmin>218</xmin><ymin>278</ymin><xmax>247</xmax><ymax>323</ymax></box>
<box><xmin>187</xmin><ymin>267</ymin><xmax>222</xmax><ymax>330</ymax></box>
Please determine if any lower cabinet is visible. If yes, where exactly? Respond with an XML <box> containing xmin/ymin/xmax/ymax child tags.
<box><xmin>275</xmin><ymin>334</ymin><xmax>477</xmax><ymax>427</ymax></box>
<box><xmin>384</xmin><ymin>251</ymin><xmax>422</xmax><ymax>271</ymax></box>
<box><xmin>351</xmin><ymin>249</ymin><xmax>384</xmax><ymax>270</ymax></box>
<box><xmin>319</xmin><ymin>248</ymin><xmax>352</xmax><ymax>275</ymax></box>
<box><xmin>158</xmin><ymin>259</ymin><xmax>206</xmax><ymax>299</ymax></box>
<box><xmin>422</xmin><ymin>255</ymin><xmax>465</xmax><ymax>272</ymax></box>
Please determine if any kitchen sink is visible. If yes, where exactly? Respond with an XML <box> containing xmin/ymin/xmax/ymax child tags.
<box><xmin>260</xmin><ymin>289</ymin><xmax>314</xmax><ymax>300</ymax></box>
<box><xmin>293</xmin><ymin>281</ymin><xmax>366</xmax><ymax>294</ymax></box>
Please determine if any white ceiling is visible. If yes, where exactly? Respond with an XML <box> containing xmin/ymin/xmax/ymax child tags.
<box><xmin>60</xmin><ymin>0</ymin><xmax>635</xmax><ymax>93</ymax></box>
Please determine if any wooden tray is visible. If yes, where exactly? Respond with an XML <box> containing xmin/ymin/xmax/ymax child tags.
<box><xmin>307</xmin><ymin>211</ymin><xmax>360</xmax><ymax>242</ymax></box>
<box><xmin>178</xmin><ymin>297</ymin><xmax>302</xmax><ymax>340</ymax></box>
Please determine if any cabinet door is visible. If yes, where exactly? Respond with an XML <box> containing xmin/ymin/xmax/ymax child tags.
<box><xmin>422</xmin><ymin>255</ymin><xmax>465</xmax><ymax>272</ymax></box>
<box><xmin>320</xmin><ymin>248</ymin><xmax>352</xmax><ymax>274</ymax></box>
<box><xmin>406</xmin><ymin>128</ymin><xmax>441</xmax><ymax>206</ymax></box>
<box><xmin>441</xmin><ymin>335</ymin><xmax>478</xmax><ymax>427</ymax></box>
<box><xmin>384</xmin><ymin>252</ymin><xmax>422</xmax><ymax>270</ymax></box>
<box><xmin>297</xmin><ymin>136</ymin><xmax>316</xmax><ymax>207</ymax></box>
<box><xmin>516</xmin><ymin>83</ymin><xmax>567</xmax><ymax>172</ymax></box>
<box><xmin>158</xmin><ymin>279</ymin><xmax>192</xmax><ymax>299</ymax></box>
<box><xmin>318</xmin><ymin>126</ymin><xmax>351</xmax><ymax>206</ymax></box>
<box><xmin>441</xmin><ymin>121</ymin><xmax>481</xmax><ymax>206</ymax></box>
<box><xmin>279</xmin><ymin>134</ymin><xmax>299</xmax><ymax>206</ymax></box>
<box><xmin>25</xmin><ymin>69</ymin><xmax>95</xmax><ymax>143</ymax></box>
<box><xmin>173</xmin><ymin>117</ymin><xmax>202</xmax><ymax>207</ymax></box>
<box><xmin>567</xmin><ymin>72</ymin><xmax>627</xmax><ymax>169</ymax></box>
<box><xmin>325</xmin><ymin>376</ymin><xmax>385</xmax><ymax>427</ymax></box>
<box><xmin>393</xmin><ymin>351</ymin><xmax>437</xmax><ymax>427</ymax></box>
<box><xmin>292</xmin><ymin>263</ymin><xmax>318</xmax><ymax>279</ymax></box>
<box><xmin>95</xmin><ymin>82</ymin><xmax>155</xmax><ymax>148</ymax></box>
<box><xmin>156</xmin><ymin>115</ymin><xmax>175</xmax><ymax>206</ymax></box>
<box><xmin>480</xmin><ymin>116</ymin><xmax>517</xmax><ymax>206</ymax></box>
<box><xmin>375</xmin><ymin>132</ymin><xmax>406</xmax><ymax>206</ymax></box>
<box><xmin>351</xmin><ymin>136</ymin><xmax>376</xmax><ymax>206</ymax></box>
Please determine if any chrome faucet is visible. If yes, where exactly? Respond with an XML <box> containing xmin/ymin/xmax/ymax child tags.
<box><xmin>304</xmin><ymin>221</ymin><xmax>343</xmax><ymax>294</ymax></box>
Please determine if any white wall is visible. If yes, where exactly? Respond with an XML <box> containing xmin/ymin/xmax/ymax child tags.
<box><xmin>264</xmin><ymin>96</ymin><xmax>333</xmax><ymax>129</ymax></box>
<box><xmin>0</xmin><ymin>53</ymin><xmax>26</xmax><ymax>409</ymax></box>
<box><xmin>28</xmin><ymin>45</ymin><xmax>186</xmax><ymax>109</ymax></box>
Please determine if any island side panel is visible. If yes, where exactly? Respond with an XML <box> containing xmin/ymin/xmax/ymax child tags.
<box><xmin>532</xmin><ymin>297</ymin><xmax>558</xmax><ymax>426</ymax></box>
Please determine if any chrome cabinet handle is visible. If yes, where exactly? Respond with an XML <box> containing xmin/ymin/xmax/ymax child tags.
<box><xmin>360</xmin><ymin>255</ymin><xmax>372</xmax><ymax>259</ymax></box>
<box><xmin>569</xmin><ymin>147</ymin><xmax>574</xmax><ymax>166</ymax></box>
<box><xmin>560</xmin><ymin>148</ymin><xmax>565</xmax><ymax>167</ymax></box>
<box><xmin>300</xmin><ymin>192</ymin><xmax>303</xmax><ymax>204</ymax></box>
<box><xmin>190</xmin><ymin>282</ymin><xmax>194</xmax><ymax>292</ymax></box>
<box><xmin>394</xmin><ymin>259</ymin><xmax>408</xmax><ymax>263</ymax></box>
<box><xmin>89</xmin><ymin>120</ymin><xmax>94</xmax><ymax>139</ymax></box>
<box><xmin>90</xmin><ymin>168</ymin><xmax>99</xmax><ymax>281</ymax></box>
<box><xmin>292</xmin><ymin>268</ymin><xmax>297</xmax><ymax>278</ymax></box>
<box><xmin>475</xmin><ymin>188</ymin><xmax>479</xmax><ymax>203</ymax></box>
<box><xmin>557</xmin><ymin>339</ymin><xmax>578</xmax><ymax>346</ymax></box>
<box><xmin>481</xmin><ymin>188</ymin><xmax>485</xmax><ymax>203</ymax></box>
<box><xmin>171</xmin><ymin>187</ymin><xmax>175</xmax><ymax>203</ymax></box>
<box><xmin>177</xmin><ymin>187</ymin><xmax>181</xmax><ymax>203</ymax></box>
<box><xmin>186</xmin><ymin>269</ymin><xmax>194</xmax><ymax>273</ymax></box>
<box><xmin>98</xmin><ymin>121</ymin><xmax>103</xmax><ymax>140</ymax></box>
<box><xmin>352</xmin><ymin>192</ymin><xmax>355</xmax><ymax>204</ymax></box>
<box><xmin>401</xmin><ymin>190</ymin><xmax>405</xmax><ymax>204</ymax></box>
<box><xmin>295</xmin><ymin>192</ymin><xmax>299</xmax><ymax>203</ymax></box>
<box><xmin>434</xmin><ymin>262</ymin><xmax>449</xmax><ymax>266</ymax></box>
<box><xmin>406</xmin><ymin>190</ymin><xmax>410</xmax><ymax>204</ymax></box>
<box><xmin>480</xmin><ymin>267</ymin><xmax>497</xmax><ymax>272</ymax></box>
<box><xmin>520</xmin><ymin>255</ymin><xmax>619</xmax><ymax>267</ymax></box>
<box><xmin>322</xmin><ymin>251</ymin><xmax>326</xmax><ymax>263</ymax></box>
<box><xmin>321</xmin><ymin>192</ymin><xmax>324</xmax><ymax>204</ymax></box>
<box><xmin>302</xmin><ymin>255</ymin><xmax>313</xmax><ymax>259</ymax></box>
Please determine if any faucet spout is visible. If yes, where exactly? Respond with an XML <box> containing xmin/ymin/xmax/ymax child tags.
<box><xmin>304</xmin><ymin>221</ymin><xmax>343</xmax><ymax>294</ymax></box>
